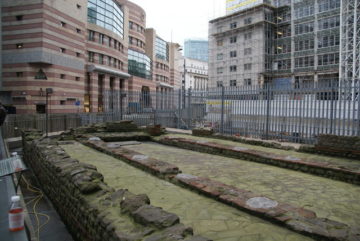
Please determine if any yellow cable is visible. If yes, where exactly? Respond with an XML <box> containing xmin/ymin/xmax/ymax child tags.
<box><xmin>20</xmin><ymin>175</ymin><xmax>51</xmax><ymax>241</ymax></box>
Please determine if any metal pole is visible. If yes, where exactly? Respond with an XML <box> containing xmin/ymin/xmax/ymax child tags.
<box><xmin>177</xmin><ymin>88</ymin><xmax>181</xmax><ymax>129</ymax></box>
<box><xmin>330</xmin><ymin>81</ymin><xmax>335</xmax><ymax>135</ymax></box>
<box><xmin>187</xmin><ymin>88</ymin><xmax>192</xmax><ymax>129</ymax></box>
<box><xmin>120</xmin><ymin>90</ymin><xmax>123</xmax><ymax>120</ymax></box>
<box><xmin>265</xmin><ymin>84</ymin><xmax>271</xmax><ymax>139</ymax></box>
<box><xmin>220</xmin><ymin>85</ymin><xmax>225</xmax><ymax>134</ymax></box>
<box><xmin>46</xmin><ymin>92</ymin><xmax>48</xmax><ymax>137</ymax></box>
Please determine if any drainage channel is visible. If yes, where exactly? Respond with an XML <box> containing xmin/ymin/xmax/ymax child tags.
<box><xmin>122</xmin><ymin>141</ymin><xmax>360</xmax><ymax>228</ymax></box>
<box><xmin>61</xmin><ymin>142</ymin><xmax>312</xmax><ymax>241</ymax></box>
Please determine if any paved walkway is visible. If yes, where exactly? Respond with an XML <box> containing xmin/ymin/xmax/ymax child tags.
<box><xmin>62</xmin><ymin>142</ymin><xmax>313</xmax><ymax>241</ymax></box>
<box><xmin>123</xmin><ymin>141</ymin><xmax>360</xmax><ymax>228</ymax></box>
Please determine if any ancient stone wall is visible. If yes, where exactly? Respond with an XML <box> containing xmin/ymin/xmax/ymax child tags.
<box><xmin>21</xmin><ymin>130</ymin><xmax>208</xmax><ymax>241</ymax></box>
<box><xmin>315</xmin><ymin>134</ymin><xmax>360</xmax><ymax>159</ymax></box>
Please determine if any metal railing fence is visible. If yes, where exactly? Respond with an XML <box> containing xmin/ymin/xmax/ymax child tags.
<box><xmin>2</xmin><ymin>81</ymin><xmax>359</xmax><ymax>144</ymax></box>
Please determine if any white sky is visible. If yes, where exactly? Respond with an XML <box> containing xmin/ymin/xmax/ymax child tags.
<box><xmin>129</xmin><ymin>0</ymin><xmax>226</xmax><ymax>46</ymax></box>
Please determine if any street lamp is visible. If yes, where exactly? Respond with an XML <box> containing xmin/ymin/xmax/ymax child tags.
<box><xmin>45</xmin><ymin>88</ymin><xmax>53</xmax><ymax>137</ymax></box>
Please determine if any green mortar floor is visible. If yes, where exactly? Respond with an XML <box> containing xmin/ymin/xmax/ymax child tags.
<box><xmin>61</xmin><ymin>142</ymin><xmax>312</xmax><ymax>241</ymax></box>
<box><xmin>159</xmin><ymin>134</ymin><xmax>360</xmax><ymax>172</ymax></box>
<box><xmin>123</xmin><ymin>142</ymin><xmax>360</xmax><ymax>228</ymax></box>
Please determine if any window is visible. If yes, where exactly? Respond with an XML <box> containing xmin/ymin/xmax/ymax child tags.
<box><xmin>76</xmin><ymin>4</ymin><xmax>81</xmax><ymax>9</ymax></box>
<box><xmin>244</xmin><ymin>17</ymin><xmax>252</xmax><ymax>24</ymax></box>
<box><xmin>88</xmin><ymin>30</ymin><xmax>95</xmax><ymax>41</ymax></box>
<box><xmin>217</xmin><ymin>81</ymin><xmax>223</xmax><ymax>87</ymax></box>
<box><xmin>318</xmin><ymin>0</ymin><xmax>340</xmax><ymax>13</ymax></box>
<box><xmin>230</xmin><ymin>80</ymin><xmax>237</xmax><ymax>86</ymax></box>
<box><xmin>244</xmin><ymin>78</ymin><xmax>252</xmax><ymax>86</ymax></box>
<box><xmin>76</xmin><ymin>28</ymin><xmax>81</xmax><ymax>33</ymax></box>
<box><xmin>318</xmin><ymin>53</ymin><xmax>339</xmax><ymax>66</ymax></box>
<box><xmin>244</xmin><ymin>63</ymin><xmax>252</xmax><ymax>70</ymax></box>
<box><xmin>60</xmin><ymin>100</ymin><xmax>66</xmax><ymax>105</ymax></box>
<box><xmin>88</xmin><ymin>51</ymin><xmax>94</xmax><ymax>62</ymax></box>
<box><xmin>244</xmin><ymin>32</ymin><xmax>252</xmax><ymax>40</ymax></box>
<box><xmin>295</xmin><ymin>22</ymin><xmax>314</xmax><ymax>35</ymax></box>
<box><xmin>217</xmin><ymin>40</ymin><xmax>223</xmax><ymax>46</ymax></box>
<box><xmin>277</xmin><ymin>59</ymin><xmax>291</xmax><ymax>70</ymax></box>
<box><xmin>87</xmin><ymin>0</ymin><xmax>124</xmax><ymax>38</ymax></box>
<box><xmin>230</xmin><ymin>51</ymin><xmax>237</xmax><ymax>58</ymax></box>
<box><xmin>295</xmin><ymin>4</ymin><xmax>314</xmax><ymax>19</ymax></box>
<box><xmin>99</xmin><ymin>54</ymin><xmax>104</xmax><ymax>64</ymax></box>
<box><xmin>275</xmin><ymin>25</ymin><xmax>291</xmax><ymax>38</ymax></box>
<box><xmin>60</xmin><ymin>21</ymin><xmax>66</xmax><ymax>27</ymax></box>
<box><xmin>16</xmin><ymin>43</ymin><xmax>23</xmax><ymax>49</ymax></box>
<box><xmin>244</xmin><ymin>48</ymin><xmax>252</xmax><ymax>55</ymax></box>
<box><xmin>16</xmin><ymin>15</ymin><xmax>23</xmax><ymax>21</ymax></box>
<box><xmin>230</xmin><ymin>36</ymin><xmax>237</xmax><ymax>43</ymax></box>
<box><xmin>230</xmin><ymin>22</ymin><xmax>237</xmax><ymax>29</ymax></box>
<box><xmin>275</xmin><ymin>43</ymin><xmax>291</xmax><ymax>54</ymax></box>
<box><xmin>108</xmin><ymin>37</ymin><xmax>112</xmax><ymax>47</ymax></box>
<box><xmin>108</xmin><ymin>56</ymin><xmax>112</xmax><ymax>66</ymax></box>
<box><xmin>16</xmin><ymin>72</ymin><xmax>23</xmax><ymax>77</ymax></box>
<box><xmin>76</xmin><ymin>52</ymin><xmax>81</xmax><ymax>57</ymax></box>
<box><xmin>128</xmin><ymin>49</ymin><xmax>152</xmax><ymax>79</ymax></box>
<box><xmin>318</xmin><ymin>34</ymin><xmax>340</xmax><ymax>48</ymax></box>
<box><xmin>60</xmin><ymin>74</ymin><xmax>66</xmax><ymax>79</ymax></box>
<box><xmin>230</xmin><ymin>65</ymin><xmax>237</xmax><ymax>72</ymax></box>
<box><xmin>75</xmin><ymin>77</ymin><xmax>80</xmax><ymax>81</ymax></box>
<box><xmin>318</xmin><ymin>15</ymin><xmax>340</xmax><ymax>30</ymax></box>
<box><xmin>295</xmin><ymin>56</ymin><xmax>314</xmax><ymax>68</ymax></box>
<box><xmin>60</xmin><ymin>48</ymin><xmax>66</xmax><ymax>53</ymax></box>
<box><xmin>155</xmin><ymin>37</ymin><xmax>168</xmax><ymax>61</ymax></box>
<box><xmin>99</xmin><ymin>34</ymin><xmax>104</xmax><ymax>44</ymax></box>
<box><xmin>36</xmin><ymin>104</ymin><xmax>46</xmax><ymax>114</ymax></box>
<box><xmin>217</xmin><ymin>67</ymin><xmax>224</xmax><ymax>74</ymax></box>
<box><xmin>295</xmin><ymin>39</ymin><xmax>314</xmax><ymax>51</ymax></box>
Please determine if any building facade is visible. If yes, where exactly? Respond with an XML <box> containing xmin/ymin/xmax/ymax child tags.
<box><xmin>1</xmin><ymin>0</ymin><xmax>180</xmax><ymax>114</ymax></box>
<box><xmin>178</xmin><ymin>57</ymin><xmax>208</xmax><ymax>90</ymax></box>
<box><xmin>209</xmin><ymin>0</ymin><xmax>341</xmax><ymax>88</ymax></box>
<box><xmin>184</xmin><ymin>39</ymin><xmax>209</xmax><ymax>62</ymax></box>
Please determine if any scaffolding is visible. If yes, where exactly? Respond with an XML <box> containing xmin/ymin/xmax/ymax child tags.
<box><xmin>340</xmin><ymin>0</ymin><xmax>360</xmax><ymax>84</ymax></box>
<box><xmin>209</xmin><ymin>0</ymin><xmax>343</xmax><ymax>88</ymax></box>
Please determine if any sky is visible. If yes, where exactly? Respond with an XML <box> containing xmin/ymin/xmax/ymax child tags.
<box><xmin>129</xmin><ymin>0</ymin><xmax>226</xmax><ymax>46</ymax></box>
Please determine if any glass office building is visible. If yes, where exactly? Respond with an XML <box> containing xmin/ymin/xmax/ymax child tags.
<box><xmin>184</xmin><ymin>39</ymin><xmax>208</xmax><ymax>62</ymax></box>
<box><xmin>128</xmin><ymin>49</ymin><xmax>152</xmax><ymax>80</ymax></box>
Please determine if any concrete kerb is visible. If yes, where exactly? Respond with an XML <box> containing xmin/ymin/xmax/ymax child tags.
<box><xmin>79</xmin><ymin>136</ymin><xmax>360</xmax><ymax>241</ymax></box>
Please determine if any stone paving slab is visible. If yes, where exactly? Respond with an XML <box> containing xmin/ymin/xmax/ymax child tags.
<box><xmin>62</xmin><ymin>142</ymin><xmax>313</xmax><ymax>241</ymax></box>
<box><xmin>80</xmin><ymin>139</ymin><xmax>360</xmax><ymax>241</ymax></box>
<box><xmin>123</xmin><ymin>142</ymin><xmax>360</xmax><ymax>228</ymax></box>
<box><xmin>156</xmin><ymin>135</ymin><xmax>360</xmax><ymax>185</ymax></box>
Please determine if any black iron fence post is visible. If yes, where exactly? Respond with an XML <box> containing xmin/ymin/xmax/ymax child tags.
<box><xmin>265</xmin><ymin>84</ymin><xmax>271</xmax><ymax>140</ymax></box>
<box><xmin>187</xmin><ymin>88</ymin><xmax>192</xmax><ymax>129</ymax></box>
<box><xmin>177</xmin><ymin>89</ymin><xmax>181</xmax><ymax>129</ymax></box>
<box><xmin>220</xmin><ymin>85</ymin><xmax>225</xmax><ymax>134</ymax></box>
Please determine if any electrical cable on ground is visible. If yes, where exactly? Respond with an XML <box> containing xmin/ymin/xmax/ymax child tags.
<box><xmin>21</xmin><ymin>175</ymin><xmax>50</xmax><ymax>241</ymax></box>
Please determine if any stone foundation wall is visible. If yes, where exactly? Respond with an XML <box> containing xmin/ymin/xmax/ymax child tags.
<box><xmin>22</xmin><ymin>130</ymin><xmax>208</xmax><ymax>241</ymax></box>
<box><xmin>315</xmin><ymin>135</ymin><xmax>360</xmax><ymax>159</ymax></box>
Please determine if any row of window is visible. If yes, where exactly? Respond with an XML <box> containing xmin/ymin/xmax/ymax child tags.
<box><xmin>129</xmin><ymin>21</ymin><xmax>144</xmax><ymax>33</ymax></box>
<box><xmin>216</xmin><ymin>79</ymin><xmax>252</xmax><ymax>87</ymax></box>
<box><xmin>88</xmin><ymin>51</ymin><xmax>124</xmax><ymax>70</ymax></box>
<box><xmin>216</xmin><ymin>48</ymin><xmax>252</xmax><ymax>60</ymax></box>
<box><xmin>216</xmin><ymin>64</ymin><xmax>252</xmax><ymax>74</ymax></box>
<box><xmin>14</xmin><ymin>72</ymin><xmax>81</xmax><ymax>81</ymax></box>
<box><xmin>88</xmin><ymin>30</ymin><xmax>124</xmax><ymax>52</ymax></box>
<box><xmin>155</xmin><ymin>62</ymin><xmax>169</xmax><ymax>71</ymax></box>
<box><xmin>295</xmin><ymin>0</ymin><xmax>340</xmax><ymax>19</ymax></box>
<box><xmin>129</xmin><ymin>36</ymin><xmax>145</xmax><ymax>49</ymax></box>
<box><xmin>155</xmin><ymin>74</ymin><xmax>169</xmax><ymax>82</ymax></box>
<box><xmin>217</xmin><ymin>32</ymin><xmax>252</xmax><ymax>46</ymax></box>
<box><xmin>229</xmin><ymin>17</ymin><xmax>252</xmax><ymax>29</ymax></box>
<box><xmin>275</xmin><ymin>53</ymin><xmax>339</xmax><ymax>70</ymax></box>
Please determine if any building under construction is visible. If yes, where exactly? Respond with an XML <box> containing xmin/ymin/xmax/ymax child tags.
<box><xmin>208</xmin><ymin>0</ymin><xmax>344</xmax><ymax>88</ymax></box>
